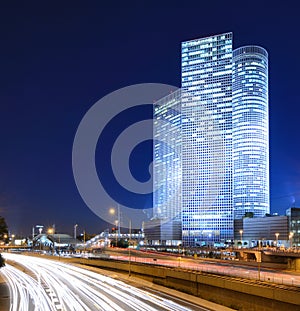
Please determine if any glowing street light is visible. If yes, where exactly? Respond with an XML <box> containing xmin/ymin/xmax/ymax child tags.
<box><xmin>47</xmin><ymin>228</ymin><xmax>54</xmax><ymax>254</ymax></box>
<box><xmin>109</xmin><ymin>208</ymin><xmax>115</xmax><ymax>215</ymax></box>
<box><xmin>239</xmin><ymin>230</ymin><xmax>243</xmax><ymax>243</ymax></box>
<box><xmin>109</xmin><ymin>206</ymin><xmax>120</xmax><ymax>246</ymax></box>
<box><xmin>110</xmin><ymin>206</ymin><xmax>132</xmax><ymax>275</ymax></box>
<box><xmin>275</xmin><ymin>233</ymin><xmax>279</xmax><ymax>247</ymax></box>
<box><xmin>289</xmin><ymin>232</ymin><xmax>294</xmax><ymax>248</ymax></box>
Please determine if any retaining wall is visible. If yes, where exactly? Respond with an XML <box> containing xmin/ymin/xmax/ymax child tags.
<box><xmin>78</xmin><ymin>258</ymin><xmax>300</xmax><ymax>311</ymax></box>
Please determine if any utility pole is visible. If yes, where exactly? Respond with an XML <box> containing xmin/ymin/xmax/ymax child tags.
<box><xmin>84</xmin><ymin>230</ymin><xmax>86</xmax><ymax>253</ymax></box>
<box><xmin>58</xmin><ymin>232</ymin><xmax>61</xmax><ymax>260</ymax></box>
<box><xmin>118</xmin><ymin>204</ymin><xmax>121</xmax><ymax>241</ymax></box>
<box><xmin>129</xmin><ymin>219</ymin><xmax>131</xmax><ymax>277</ymax></box>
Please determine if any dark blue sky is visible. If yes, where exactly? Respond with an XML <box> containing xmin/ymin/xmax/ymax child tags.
<box><xmin>1</xmin><ymin>1</ymin><xmax>299</xmax><ymax>236</ymax></box>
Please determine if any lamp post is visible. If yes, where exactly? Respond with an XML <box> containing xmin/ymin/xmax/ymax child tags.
<box><xmin>289</xmin><ymin>232</ymin><xmax>294</xmax><ymax>248</ymax></box>
<box><xmin>128</xmin><ymin>219</ymin><xmax>132</xmax><ymax>277</ymax></box>
<box><xmin>83</xmin><ymin>230</ymin><xmax>86</xmax><ymax>253</ymax></box>
<box><xmin>58</xmin><ymin>233</ymin><xmax>61</xmax><ymax>260</ymax></box>
<box><xmin>239</xmin><ymin>229</ymin><xmax>243</xmax><ymax>247</ymax></box>
<box><xmin>110</xmin><ymin>206</ymin><xmax>132</xmax><ymax>275</ymax></box>
<box><xmin>110</xmin><ymin>207</ymin><xmax>120</xmax><ymax>247</ymax></box>
<box><xmin>275</xmin><ymin>233</ymin><xmax>279</xmax><ymax>248</ymax></box>
<box><xmin>117</xmin><ymin>205</ymin><xmax>120</xmax><ymax>240</ymax></box>
<box><xmin>74</xmin><ymin>224</ymin><xmax>78</xmax><ymax>240</ymax></box>
<box><xmin>47</xmin><ymin>228</ymin><xmax>54</xmax><ymax>254</ymax></box>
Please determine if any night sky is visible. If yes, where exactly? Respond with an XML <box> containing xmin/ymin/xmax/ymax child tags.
<box><xmin>1</xmin><ymin>1</ymin><xmax>300</xmax><ymax>236</ymax></box>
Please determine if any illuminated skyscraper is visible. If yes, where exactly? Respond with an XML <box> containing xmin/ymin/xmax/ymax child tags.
<box><xmin>232</xmin><ymin>46</ymin><xmax>269</xmax><ymax>219</ymax></box>
<box><xmin>181</xmin><ymin>33</ymin><xmax>233</xmax><ymax>246</ymax></box>
<box><xmin>152</xmin><ymin>33</ymin><xmax>269</xmax><ymax>247</ymax></box>
<box><xmin>150</xmin><ymin>90</ymin><xmax>182</xmax><ymax>245</ymax></box>
<box><xmin>153</xmin><ymin>89</ymin><xmax>182</xmax><ymax>222</ymax></box>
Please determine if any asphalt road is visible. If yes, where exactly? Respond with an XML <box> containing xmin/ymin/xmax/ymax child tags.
<box><xmin>106</xmin><ymin>249</ymin><xmax>300</xmax><ymax>287</ymax></box>
<box><xmin>0</xmin><ymin>253</ymin><xmax>219</xmax><ymax>311</ymax></box>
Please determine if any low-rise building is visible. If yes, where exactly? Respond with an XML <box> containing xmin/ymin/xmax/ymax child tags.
<box><xmin>286</xmin><ymin>207</ymin><xmax>300</xmax><ymax>247</ymax></box>
<box><xmin>234</xmin><ymin>207</ymin><xmax>300</xmax><ymax>248</ymax></box>
<box><xmin>144</xmin><ymin>219</ymin><xmax>182</xmax><ymax>246</ymax></box>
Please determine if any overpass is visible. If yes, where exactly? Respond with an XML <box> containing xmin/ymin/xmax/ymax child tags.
<box><xmin>231</xmin><ymin>248</ymin><xmax>300</xmax><ymax>271</ymax></box>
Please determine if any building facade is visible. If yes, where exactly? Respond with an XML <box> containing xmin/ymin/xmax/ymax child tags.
<box><xmin>151</xmin><ymin>33</ymin><xmax>270</xmax><ymax>247</ymax></box>
<box><xmin>232</xmin><ymin>46</ymin><xmax>269</xmax><ymax>219</ymax></box>
<box><xmin>150</xmin><ymin>90</ymin><xmax>182</xmax><ymax>244</ymax></box>
<box><xmin>143</xmin><ymin>219</ymin><xmax>182</xmax><ymax>246</ymax></box>
<box><xmin>181</xmin><ymin>33</ymin><xmax>234</xmax><ymax>246</ymax></box>
<box><xmin>153</xmin><ymin>90</ymin><xmax>182</xmax><ymax>223</ymax></box>
<box><xmin>286</xmin><ymin>207</ymin><xmax>300</xmax><ymax>247</ymax></box>
<box><xmin>234</xmin><ymin>216</ymin><xmax>289</xmax><ymax>247</ymax></box>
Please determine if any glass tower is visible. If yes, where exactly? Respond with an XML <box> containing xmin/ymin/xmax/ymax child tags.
<box><xmin>232</xmin><ymin>46</ymin><xmax>269</xmax><ymax>219</ymax></box>
<box><xmin>152</xmin><ymin>34</ymin><xmax>270</xmax><ymax>247</ymax></box>
<box><xmin>153</xmin><ymin>90</ymin><xmax>182</xmax><ymax>223</ymax></box>
<box><xmin>181</xmin><ymin>33</ymin><xmax>233</xmax><ymax>246</ymax></box>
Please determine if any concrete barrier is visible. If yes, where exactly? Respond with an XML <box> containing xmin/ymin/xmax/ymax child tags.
<box><xmin>20</xmin><ymin>253</ymin><xmax>300</xmax><ymax>310</ymax></box>
<box><xmin>78</xmin><ymin>258</ymin><xmax>300</xmax><ymax>311</ymax></box>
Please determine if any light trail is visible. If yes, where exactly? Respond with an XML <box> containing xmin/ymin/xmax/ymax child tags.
<box><xmin>1</xmin><ymin>264</ymin><xmax>57</xmax><ymax>311</ymax></box>
<box><xmin>1</xmin><ymin>253</ymin><xmax>205</xmax><ymax>311</ymax></box>
<box><xmin>109</xmin><ymin>253</ymin><xmax>300</xmax><ymax>287</ymax></box>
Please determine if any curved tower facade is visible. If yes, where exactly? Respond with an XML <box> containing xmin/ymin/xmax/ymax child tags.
<box><xmin>232</xmin><ymin>46</ymin><xmax>269</xmax><ymax>219</ymax></box>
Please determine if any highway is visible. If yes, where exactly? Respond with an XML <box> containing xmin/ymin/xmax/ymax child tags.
<box><xmin>108</xmin><ymin>250</ymin><xmax>300</xmax><ymax>287</ymax></box>
<box><xmin>0</xmin><ymin>253</ymin><xmax>211</xmax><ymax>311</ymax></box>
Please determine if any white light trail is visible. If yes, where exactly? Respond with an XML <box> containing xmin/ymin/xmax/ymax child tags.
<box><xmin>1</xmin><ymin>254</ymin><xmax>195</xmax><ymax>311</ymax></box>
<box><xmin>109</xmin><ymin>253</ymin><xmax>300</xmax><ymax>287</ymax></box>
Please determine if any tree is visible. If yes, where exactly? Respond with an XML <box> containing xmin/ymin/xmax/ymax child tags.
<box><xmin>0</xmin><ymin>254</ymin><xmax>5</xmax><ymax>268</ymax></box>
<box><xmin>110</xmin><ymin>239</ymin><xmax>129</xmax><ymax>248</ymax></box>
<box><xmin>0</xmin><ymin>216</ymin><xmax>8</xmax><ymax>242</ymax></box>
<box><xmin>244</xmin><ymin>212</ymin><xmax>254</xmax><ymax>218</ymax></box>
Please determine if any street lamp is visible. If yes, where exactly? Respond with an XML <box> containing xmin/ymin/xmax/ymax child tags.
<box><xmin>289</xmin><ymin>232</ymin><xmax>294</xmax><ymax>248</ymax></box>
<box><xmin>128</xmin><ymin>219</ymin><xmax>132</xmax><ymax>276</ymax></box>
<box><xmin>239</xmin><ymin>230</ymin><xmax>243</xmax><ymax>246</ymax></box>
<box><xmin>110</xmin><ymin>207</ymin><xmax>132</xmax><ymax>275</ymax></box>
<box><xmin>74</xmin><ymin>224</ymin><xmax>78</xmax><ymax>240</ymax></box>
<box><xmin>47</xmin><ymin>228</ymin><xmax>54</xmax><ymax>254</ymax></box>
<box><xmin>109</xmin><ymin>208</ymin><xmax>116</xmax><ymax>246</ymax></box>
<box><xmin>109</xmin><ymin>206</ymin><xmax>120</xmax><ymax>246</ymax></box>
<box><xmin>83</xmin><ymin>230</ymin><xmax>86</xmax><ymax>253</ymax></box>
<box><xmin>275</xmin><ymin>233</ymin><xmax>279</xmax><ymax>247</ymax></box>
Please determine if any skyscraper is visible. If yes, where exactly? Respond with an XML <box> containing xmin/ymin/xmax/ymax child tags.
<box><xmin>181</xmin><ymin>33</ymin><xmax>233</xmax><ymax>246</ymax></box>
<box><xmin>153</xmin><ymin>89</ymin><xmax>182</xmax><ymax>223</ymax></box>
<box><xmin>152</xmin><ymin>33</ymin><xmax>269</xmax><ymax>247</ymax></box>
<box><xmin>232</xmin><ymin>46</ymin><xmax>269</xmax><ymax>219</ymax></box>
<box><xmin>150</xmin><ymin>90</ymin><xmax>182</xmax><ymax>245</ymax></box>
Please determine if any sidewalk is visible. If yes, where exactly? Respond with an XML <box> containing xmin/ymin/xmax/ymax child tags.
<box><xmin>0</xmin><ymin>270</ymin><xmax>10</xmax><ymax>311</ymax></box>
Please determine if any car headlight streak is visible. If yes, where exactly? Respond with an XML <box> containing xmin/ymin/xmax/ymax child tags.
<box><xmin>1</xmin><ymin>254</ymin><xmax>193</xmax><ymax>311</ymax></box>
